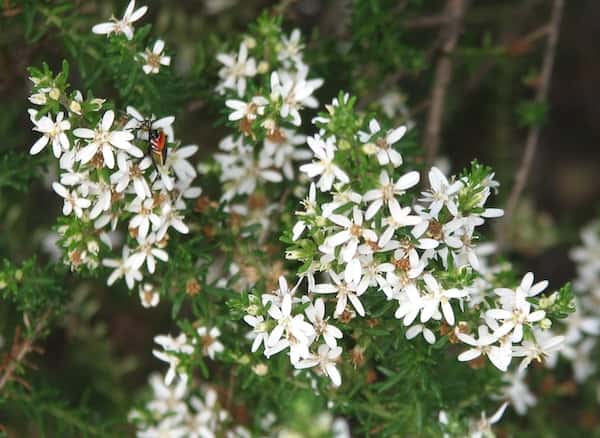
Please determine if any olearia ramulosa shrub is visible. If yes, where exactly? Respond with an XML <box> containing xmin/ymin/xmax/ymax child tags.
<box><xmin>4</xmin><ymin>0</ymin><xmax>596</xmax><ymax>437</ymax></box>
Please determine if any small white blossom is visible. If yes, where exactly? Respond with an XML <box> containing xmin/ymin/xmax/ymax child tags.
<box><xmin>141</xmin><ymin>39</ymin><xmax>171</xmax><ymax>74</ymax></box>
<box><xmin>92</xmin><ymin>0</ymin><xmax>147</xmax><ymax>40</ymax></box>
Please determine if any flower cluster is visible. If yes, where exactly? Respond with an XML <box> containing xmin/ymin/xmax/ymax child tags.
<box><xmin>212</xmin><ymin>26</ymin><xmax>322</xmax><ymax>208</ymax></box>
<box><xmin>93</xmin><ymin>0</ymin><xmax>171</xmax><ymax>76</ymax></box>
<box><xmin>242</xmin><ymin>94</ymin><xmax>566</xmax><ymax>398</ymax></box>
<box><xmin>28</xmin><ymin>15</ymin><xmax>198</xmax><ymax>301</ymax></box>
<box><xmin>153</xmin><ymin>326</ymin><xmax>224</xmax><ymax>385</ymax></box>
<box><xmin>130</xmin><ymin>372</ymin><xmax>250</xmax><ymax>438</ymax></box>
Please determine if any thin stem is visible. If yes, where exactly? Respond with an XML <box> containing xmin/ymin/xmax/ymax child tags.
<box><xmin>0</xmin><ymin>310</ymin><xmax>51</xmax><ymax>392</ymax></box>
<box><xmin>496</xmin><ymin>0</ymin><xmax>564</xmax><ymax>251</ymax></box>
<box><xmin>423</xmin><ymin>0</ymin><xmax>468</xmax><ymax>168</ymax></box>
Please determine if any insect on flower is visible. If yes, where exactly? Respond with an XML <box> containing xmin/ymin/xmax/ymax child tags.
<box><xmin>127</xmin><ymin>109</ymin><xmax>171</xmax><ymax>168</ymax></box>
<box><xmin>149</xmin><ymin>128</ymin><xmax>168</xmax><ymax>167</ymax></box>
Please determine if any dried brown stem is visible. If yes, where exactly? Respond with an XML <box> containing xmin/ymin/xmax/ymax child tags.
<box><xmin>0</xmin><ymin>310</ymin><xmax>51</xmax><ymax>392</ymax></box>
<box><xmin>423</xmin><ymin>0</ymin><xmax>468</xmax><ymax>168</ymax></box>
<box><xmin>496</xmin><ymin>0</ymin><xmax>564</xmax><ymax>251</ymax></box>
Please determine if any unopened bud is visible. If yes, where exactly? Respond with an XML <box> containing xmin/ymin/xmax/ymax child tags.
<box><xmin>49</xmin><ymin>88</ymin><xmax>60</xmax><ymax>100</ymax></box>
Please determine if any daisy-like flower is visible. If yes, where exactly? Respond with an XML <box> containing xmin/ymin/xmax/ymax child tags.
<box><xmin>111</xmin><ymin>153</ymin><xmax>153</xmax><ymax>199</ymax></box>
<box><xmin>295</xmin><ymin>344</ymin><xmax>343</xmax><ymax>387</ymax></box>
<box><xmin>196</xmin><ymin>326</ymin><xmax>225</xmax><ymax>359</ymax></box>
<box><xmin>457</xmin><ymin>325</ymin><xmax>512</xmax><ymax>371</ymax></box>
<box><xmin>156</xmin><ymin>202</ymin><xmax>189</xmax><ymax>240</ymax></box>
<box><xmin>363</xmin><ymin>170</ymin><xmax>420</xmax><ymax>220</ymax></box>
<box><xmin>494</xmin><ymin>272</ymin><xmax>549</xmax><ymax>309</ymax></box>
<box><xmin>127</xmin><ymin>233</ymin><xmax>169</xmax><ymax>274</ymax></box>
<box><xmin>243</xmin><ymin>314</ymin><xmax>270</xmax><ymax>353</ymax></box>
<box><xmin>325</xmin><ymin>207</ymin><xmax>378</xmax><ymax>263</ymax></box>
<box><xmin>420</xmin><ymin>167</ymin><xmax>463</xmax><ymax>218</ymax></box>
<box><xmin>92</xmin><ymin>0</ymin><xmax>147</xmax><ymax>40</ymax></box>
<box><xmin>217</xmin><ymin>43</ymin><xmax>257</xmax><ymax>96</ymax></box>
<box><xmin>146</xmin><ymin>372</ymin><xmax>188</xmax><ymax>417</ymax></box>
<box><xmin>278</xmin><ymin>28</ymin><xmax>304</xmax><ymax>67</ymax></box>
<box><xmin>29</xmin><ymin>110</ymin><xmax>71</xmax><ymax>158</ymax></box>
<box><xmin>500</xmin><ymin>370</ymin><xmax>537</xmax><ymax>415</ymax></box>
<box><xmin>102</xmin><ymin>246</ymin><xmax>143</xmax><ymax>289</ymax></box>
<box><xmin>270</xmin><ymin>71</ymin><xmax>323</xmax><ymax>126</ymax></box>
<box><xmin>314</xmin><ymin>271</ymin><xmax>365</xmax><ymax>317</ymax></box>
<box><xmin>512</xmin><ymin>330</ymin><xmax>564</xmax><ymax>372</ymax></box>
<box><xmin>358</xmin><ymin>119</ymin><xmax>406</xmax><ymax>167</ymax></box>
<box><xmin>378</xmin><ymin>206</ymin><xmax>423</xmax><ymax>248</ymax></box>
<box><xmin>487</xmin><ymin>292</ymin><xmax>546</xmax><ymax>343</ymax></box>
<box><xmin>52</xmin><ymin>182</ymin><xmax>91</xmax><ymax>218</ymax></box>
<box><xmin>305</xmin><ymin>298</ymin><xmax>343</xmax><ymax>348</ymax></box>
<box><xmin>266</xmin><ymin>292</ymin><xmax>314</xmax><ymax>349</ymax></box>
<box><xmin>420</xmin><ymin>273</ymin><xmax>467</xmax><ymax>326</ymax></box>
<box><xmin>300</xmin><ymin>135</ymin><xmax>349</xmax><ymax>192</ymax></box>
<box><xmin>225</xmin><ymin>96</ymin><xmax>268</xmax><ymax>121</ymax></box>
<box><xmin>74</xmin><ymin>110</ymin><xmax>142</xmax><ymax>169</ymax></box>
<box><xmin>139</xmin><ymin>283</ymin><xmax>160</xmax><ymax>308</ymax></box>
<box><xmin>128</xmin><ymin>197</ymin><xmax>161</xmax><ymax>239</ymax></box>
<box><xmin>141</xmin><ymin>40</ymin><xmax>171</xmax><ymax>74</ymax></box>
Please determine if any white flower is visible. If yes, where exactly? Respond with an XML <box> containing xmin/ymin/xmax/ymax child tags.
<box><xmin>468</xmin><ymin>402</ymin><xmax>508</xmax><ymax>438</ymax></box>
<box><xmin>111</xmin><ymin>152</ymin><xmax>153</xmax><ymax>199</ymax></box>
<box><xmin>278</xmin><ymin>29</ymin><xmax>304</xmax><ymax>67</ymax></box>
<box><xmin>314</xmin><ymin>271</ymin><xmax>365</xmax><ymax>317</ymax></box>
<box><xmin>217</xmin><ymin>43</ymin><xmax>257</xmax><ymax>96</ymax></box>
<box><xmin>29</xmin><ymin>110</ymin><xmax>71</xmax><ymax>158</ymax></box>
<box><xmin>292</xmin><ymin>183</ymin><xmax>317</xmax><ymax>241</ymax></box>
<box><xmin>300</xmin><ymin>135</ymin><xmax>349</xmax><ymax>192</ymax></box>
<box><xmin>74</xmin><ymin>110</ymin><xmax>142</xmax><ymax>168</ymax></box>
<box><xmin>420</xmin><ymin>167</ymin><xmax>463</xmax><ymax>218</ymax></box>
<box><xmin>196</xmin><ymin>326</ymin><xmax>225</xmax><ymax>359</ymax></box>
<box><xmin>357</xmin><ymin>254</ymin><xmax>394</xmax><ymax>294</ymax></box>
<box><xmin>358</xmin><ymin>119</ymin><xmax>405</xmax><ymax>167</ymax></box>
<box><xmin>243</xmin><ymin>315</ymin><xmax>269</xmax><ymax>353</ymax></box>
<box><xmin>139</xmin><ymin>283</ymin><xmax>160</xmax><ymax>308</ymax></box>
<box><xmin>261</xmin><ymin>129</ymin><xmax>310</xmax><ymax>180</ymax></box>
<box><xmin>127</xmin><ymin>233</ymin><xmax>169</xmax><ymax>274</ymax></box>
<box><xmin>325</xmin><ymin>207</ymin><xmax>378</xmax><ymax>263</ymax></box>
<box><xmin>295</xmin><ymin>344</ymin><xmax>343</xmax><ymax>387</ymax></box>
<box><xmin>141</xmin><ymin>40</ymin><xmax>171</xmax><ymax>74</ymax></box>
<box><xmin>500</xmin><ymin>370</ymin><xmax>536</xmax><ymax>415</ymax></box>
<box><xmin>457</xmin><ymin>325</ymin><xmax>512</xmax><ymax>371</ymax></box>
<box><xmin>52</xmin><ymin>182</ymin><xmax>91</xmax><ymax>218</ymax></box>
<box><xmin>266</xmin><ymin>290</ymin><xmax>314</xmax><ymax>350</ymax></box>
<box><xmin>512</xmin><ymin>331</ymin><xmax>564</xmax><ymax>372</ymax></box>
<box><xmin>88</xmin><ymin>180</ymin><xmax>113</xmax><ymax>220</ymax></box>
<box><xmin>156</xmin><ymin>201</ymin><xmax>189</xmax><ymax>240</ymax></box>
<box><xmin>270</xmin><ymin>71</ymin><xmax>323</xmax><ymax>126</ymax></box>
<box><xmin>102</xmin><ymin>246</ymin><xmax>143</xmax><ymax>289</ymax></box>
<box><xmin>92</xmin><ymin>0</ymin><xmax>147</xmax><ymax>40</ymax></box>
<box><xmin>487</xmin><ymin>292</ymin><xmax>546</xmax><ymax>343</ymax></box>
<box><xmin>128</xmin><ymin>197</ymin><xmax>161</xmax><ymax>239</ymax></box>
<box><xmin>146</xmin><ymin>372</ymin><xmax>188</xmax><ymax>417</ymax></box>
<box><xmin>225</xmin><ymin>96</ymin><xmax>268</xmax><ymax>121</ymax></box>
<box><xmin>363</xmin><ymin>170</ymin><xmax>420</xmax><ymax>220</ymax></box>
<box><xmin>394</xmin><ymin>280</ymin><xmax>424</xmax><ymax>319</ymax></box>
<box><xmin>305</xmin><ymin>298</ymin><xmax>343</xmax><ymax>348</ymax></box>
<box><xmin>420</xmin><ymin>274</ymin><xmax>467</xmax><ymax>326</ymax></box>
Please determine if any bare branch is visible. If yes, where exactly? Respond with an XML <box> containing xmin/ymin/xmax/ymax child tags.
<box><xmin>423</xmin><ymin>0</ymin><xmax>468</xmax><ymax>168</ymax></box>
<box><xmin>0</xmin><ymin>310</ymin><xmax>51</xmax><ymax>392</ymax></box>
<box><xmin>496</xmin><ymin>0</ymin><xmax>564</xmax><ymax>251</ymax></box>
